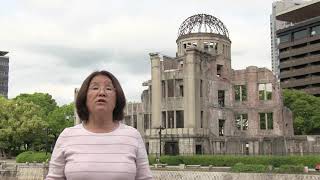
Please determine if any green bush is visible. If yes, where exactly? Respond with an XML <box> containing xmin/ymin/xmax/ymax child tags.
<box><xmin>276</xmin><ymin>164</ymin><xmax>304</xmax><ymax>173</ymax></box>
<box><xmin>231</xmin><ymin>163</ymin><xmax>268</xmax><ymax>173</ymax></box>
<box><xmin>150</xmin><ymin>155</ymin><xmax>320</xmax><ymax>167</ymax></box>
<box><xmin>148</xmin><ymin>156</ymin><xmax>156</xmax><ymax>165</ymax></box>
<box><xmin>16</xmin><ymin>151</ymin><xmax>51</xmax><ymax>163</ymax></box>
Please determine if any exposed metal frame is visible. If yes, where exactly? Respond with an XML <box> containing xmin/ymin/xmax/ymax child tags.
<box><xmin>178</xmin><ymin>14</ymin><xmax>229</xmax><ymax>38</ymax></box>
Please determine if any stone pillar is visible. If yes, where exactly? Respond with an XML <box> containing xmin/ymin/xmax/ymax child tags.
<box><xmin>246</xmin><ymin>66</ymin><xmax>258</xmax><ymax>134</ymax></box>
<box><xmin>249</xmin><ymin>141</ymin><xmax>254</xmax><ymax>155</ymax></box>
<box><xmin>150</xmin><ymin>53</ymin><xmax>161</xmax><ymax>128</ymax></box>
<box><xmin>254</xmin><ymin>141</ymin><xmax>259</xmax><ymax>155</ymax></box>
<box><xmin>216</xmin><ymin>142</ymin><xmax>220</xmax><ymax>154</ymax></box>
<box><xmin>184</xmin><ymin>48</ymin><xmax>200</xmax><ymax>128</ymax></box>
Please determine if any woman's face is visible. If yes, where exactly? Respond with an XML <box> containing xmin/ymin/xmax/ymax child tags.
<box><xmin>86</xmin><ymin>75</ymin><xmax>116</xmax><ymax>116</ymax></box>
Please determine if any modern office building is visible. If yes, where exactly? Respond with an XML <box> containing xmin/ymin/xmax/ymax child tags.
<box><xmin>270</xmin><ymin>0</ymin><xmax>307</xmax><ymax>79</ymax></box>
<box><xmin>277</xmin><ymin>0</ymin><xmax>320</xmax><ymax>96</ymax></box>
<box><xmin>0</xmin><ymin>51</ymin><xmax>9</xmax><ymax>98</ymax></box>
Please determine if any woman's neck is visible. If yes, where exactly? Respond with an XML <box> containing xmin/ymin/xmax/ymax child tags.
<box><xmin>85</xmin><ymin>114</ymin><xmax>118</xmax><ymax>133</ymax></box>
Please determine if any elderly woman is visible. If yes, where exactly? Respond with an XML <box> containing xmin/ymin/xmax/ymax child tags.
<box><xmin>46</xmin><ymin>70</ymin><xmax>153</xmax><ymax>180</ymax></box>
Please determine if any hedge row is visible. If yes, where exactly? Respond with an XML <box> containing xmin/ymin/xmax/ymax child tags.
<box><xmin>149</xmin><ymin>155</ymin><xmax>320</xmax><ymax>167</ymax></box>
<box><xmin>231</xmin><ymin>163</ymin><xmax>269</xmax><ymax>173</ymax></box>
<box><xmin>276</xmin><ymin>164</ymin><xmax>304</xmax><ymax>173</ymax></box>
<box><xmin>231</xmin><ymin>163</ymin><xmax>305</xmax><ymax>173</ymax></box>
<box><xmin>16</xmin><ymin>151</ymin><xmax>51</xmax><ymax>163</ymax></box>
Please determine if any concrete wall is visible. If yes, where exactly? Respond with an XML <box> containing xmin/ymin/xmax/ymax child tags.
<box><xmin>152</xmin><ymin>170</ymin><xmax>320</xmax><ymax>180</ymax></box>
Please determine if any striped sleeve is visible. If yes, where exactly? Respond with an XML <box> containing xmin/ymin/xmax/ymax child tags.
<box><xmin>135</xmin><ymin>132</ymin><xmax>153</xmax><ymax>180</ymax></box>
<box><xmin>46</xmin><ymin>129</ymin><xmax>67</xmax><ymax>180</ymax></box>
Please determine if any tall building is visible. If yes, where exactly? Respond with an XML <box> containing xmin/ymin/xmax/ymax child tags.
<box><xmin>270</xmin><ymin>0</ymin><xmax>306</xmax><ymax>79</ymax></box>
<box><xmin>0</xmin><ymin>51</ymin><xmax>9</xmax><ymax>98</ymax></box>
<box><xmin>277</xmin><ymin>0</ymin><xmax>320</xmax><ymax>96</ymax></box>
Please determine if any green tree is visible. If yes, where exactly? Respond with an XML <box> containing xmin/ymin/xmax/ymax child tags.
<box><xmin>283</xmin><ymin>89</ymin><xmax>320</xmax><ymax>135</ymax></box>
<box><xmin>14</xmin><ymin>93</ymin><xmax>58</xmax><ymax>117</ymax></box>
<box><xmin>0</xmin><ymin>93</ymin><xmax>76</xmax><ymax>157</ymax></box>
<box><xmin>47</xmin><ymin>103</ymin><xmax>75</xmax><ymax>148</ymax></box>
<box><xmin>0</xmin><ymin>97</ymin><xmax>47</xmax><ymax>157</ymax></box>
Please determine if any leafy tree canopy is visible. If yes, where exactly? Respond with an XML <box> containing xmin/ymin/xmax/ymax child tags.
<box><xmin>283</xmin><ymin>89</ymin><xmax>320</xmax><ymax>135</ymax></box>
<box><xmin>14</xmin><ymin>93</ymin><xmax>58</xmax><ymax>117</ymax></box>
<box><xmin>0</xmin><ymin>93</ymin><xmax>75</xmax><ymax>157</ymax></box>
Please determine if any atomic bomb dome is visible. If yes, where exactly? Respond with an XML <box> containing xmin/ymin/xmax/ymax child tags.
<box><xmin>177</xmin><ymin>14</ymin><xmax>229</xmax><ymax>38</ymax></box>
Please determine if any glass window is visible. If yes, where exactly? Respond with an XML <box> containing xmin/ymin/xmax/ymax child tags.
<box><xmin>235</xmin><ymin>114</ymin><xmax>248</xmax><ymax>130</ymax></box>
<box><xmin>235</xmin><ymin>85</ymin><xmax>247</xmax><ymax>101</ymax></box>
<box><xmin>293</xmin><ymin>29</ymin><xmax>308</xmax><ymax>40</ymax></box>
<box><xmin>279</xmin><ymin>34</ymin><xmax>290</xmax><ymax>43</ymax></box>
<box><xmin>259</xmin><ymin>83</ymin><xmax>272</xmax><ymax>100</ymax></box>
<box><xmin>311</xmin><ymin>25</ymin><xmax>320</xmax><ymax>36</ymax></box>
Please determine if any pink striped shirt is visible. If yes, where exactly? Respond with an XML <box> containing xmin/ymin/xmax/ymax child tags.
<box><xmin>46</xmin><ymin>123</ymin><xmax>153</xmax><ymax>180</ymax></box>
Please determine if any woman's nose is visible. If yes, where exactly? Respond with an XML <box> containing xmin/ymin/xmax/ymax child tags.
<box><xmin>98</xmin><ymin>88</ymin><xmax>107</xmax><ymax>96</ymax></box>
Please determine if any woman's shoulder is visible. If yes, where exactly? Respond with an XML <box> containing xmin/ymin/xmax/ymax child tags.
<box><xmin>59</xmin><ymin>124</ymin><xmax>83</xmax><ymax>137</ymax></box>
<box><xmin>118</xmin><ymin>123</ymin><xmax>141</xmax><ymax>138</ymax></box>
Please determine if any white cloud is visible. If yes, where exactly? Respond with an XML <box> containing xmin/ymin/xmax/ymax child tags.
<box><xmin>2</xmin><ymin>0</ymin><xmax>275</xmax><ymax>105</ymax></box>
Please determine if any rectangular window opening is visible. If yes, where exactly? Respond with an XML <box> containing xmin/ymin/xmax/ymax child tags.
<box><xmin>218</xmin><ymin>90</ymin><xmax>225</xmax><ymax>107</ymax></box>
<box><xmin>168</xmin><ymin>111</ymin><xmax>174</xmax><ymax>128</ymax></box>
<box><xmin>235</xmin><ymin>85</ymin><xmax>247</xmax><ymax>101</ymax></box>
<box><xmin>217</xmin><ymin>65</ymin><xmax>223</xmax><ymax>77</ymax></box>
<box><xmin>219</xmin><ymin>119</ymin><xmax>225</xmax><ymax>136</ymax></box>
<box><xmin>176</xmin><ymin>111</ymin><xmax>184</xmax><ymax>128</ymax></box>
<box><xmin>167</xmin><ymin>79</ymin><xmax>174</xmax><ymax>97</ymax></box>
<box><xmin>259</xmin><ymin>83</ymin><xmax>272</xmax><ymax>100</ymax></box>
<box><xmin>260</xmin><ymin>112</ymin><xmax>273</xmax><ymax>130</ymax></box>
<box><xmin>200</xmin><ymin>111</ymin><xmax>204</xmax><ymax>128</ymax></box>
<box><xmin>162</xmin><ymin>111</ymin><xmax>166</xmax><ymax>128</ymax></box>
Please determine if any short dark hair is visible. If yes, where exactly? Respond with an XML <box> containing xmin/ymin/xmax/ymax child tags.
<box><xmin>76</xmin><ymin>70</ymin><xmax>126</xmax><ymax>122</ymax></box>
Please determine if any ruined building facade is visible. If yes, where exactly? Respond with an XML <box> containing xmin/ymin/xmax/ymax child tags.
<box><xmin>74</xmin><ymin>14</ymin><xmax>320</xmax><ymax>156</ymax></box>
<box><xmin>123</xmin><ymin>14</ymin><xmax>315</xmax><ymax>156</ymax></box>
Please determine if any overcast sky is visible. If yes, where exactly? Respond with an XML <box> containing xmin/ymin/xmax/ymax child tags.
<box><xmin>1</xmin><ymin>0</ymin><xmax>276</xmax><ymax>105</ymax></box>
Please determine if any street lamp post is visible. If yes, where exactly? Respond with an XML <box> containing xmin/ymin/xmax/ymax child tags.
<box><xmin>157</xmin><ymin>126</ymin><xmax>165</xmax><ymax>157</ymax></box>
<box><xmin>45</xmin><ymin>128</ymin><xmax>49</xmax><ymax>155</ymax></box>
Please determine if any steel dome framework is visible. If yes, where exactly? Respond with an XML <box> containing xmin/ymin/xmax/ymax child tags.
<box><xmin>178</xmin><ymin>14</ymin><xmax>229</xmax><ymax>38</ymax></box>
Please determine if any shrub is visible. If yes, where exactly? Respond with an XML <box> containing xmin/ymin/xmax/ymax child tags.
<box><xmin>148</xmin><ymin>156</ymin><xmax>156</xmax><ymax>165</ymax></box>
<box><xmin>276</xmin><ymin>164</ymin><xmax>304</xmax><ymax>173</ymax></box>
<box><xmin>150</xmin><ymin>155</ymin><xmax>320</xmax><ymax>168</ymax></box>
<box><xmin>16</xmin><ymin>151</ymin><xmax>51</xmax><ymax>163</ymax></box>
<box><xmin>231</xmin><ymin>163</ymin><xmax>268</xmax><ymax>173</ymax></box>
